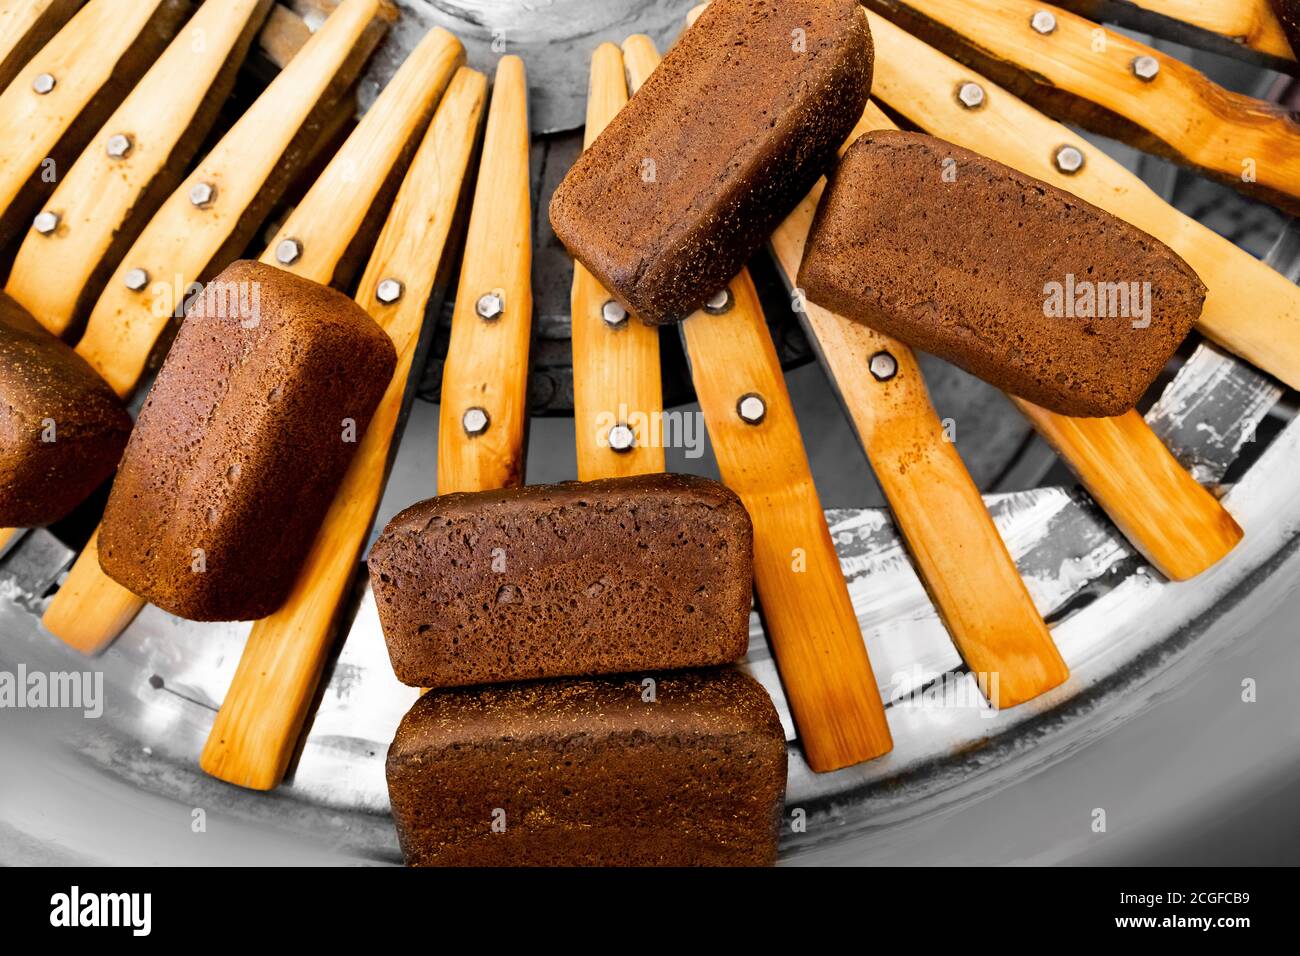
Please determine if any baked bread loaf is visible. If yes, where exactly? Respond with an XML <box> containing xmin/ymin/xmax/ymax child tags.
<box><xmin>0</xmin><ymin>292</ymin><xmax>131</xmax><ymax>526</ymax></box>
<box><xmin>369</xmin><ymin>473</ymin><xmax>753</xmax><ymax>687</ymax></box>
<box><xmin>386</xmin><ymin>668</ymin><xmax>787</xmax><ymax>866</ymax></box>
<box><xmin>549</xmin><ymin>0</ymin><xmax>873</xmax><ymax>324</ymax></box>
<box><xmin>799</xmin><ymin>131</ymin><xmax>1206</xmax><ymax>417</ymax></box>
<box><xmin>98</xmin><ymin>261</ymin><xmax>395</xmax><ymax>621</ymax></box>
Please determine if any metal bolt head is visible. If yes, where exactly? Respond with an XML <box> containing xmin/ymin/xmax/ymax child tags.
<box><xmin>1053</xmin><ymin>144</ymin><xmax>1086</xmax><ymax>174</ymax></box>
<box><xmin>957</xmin><ymin>82</ymin><xmax>985</xmax><ymax>110</ymax></box>
<box><xmin>476</xmin><ymin>291</ymin><xmax>504</xmax><ymax>320</ymax></box>
<box><xmin>32</xmin><ymin>211</ymin><xmax>59</xmax><ymax>235</ymax></box>
<box><xmin>1131</xmin><ymin>55</ymin><xmax>1160</xmax><ymax>81</ymax></box>
<box><xmin>189</xmin><ymin>182</ymin><xmax>216</xmax><ymax>208</ymax></box>
<box><xmin>868</xmin><ymin>350</ymin><xmax>898</xmax><ymax>382</ymax></box>
<box><xmin>275</xmin><ymin>238</ymin><xmax>302</xmax><ymax>265</ymax></box>
<box><xmin>607</xmin><ymin>423</ymin><xmax>636</xmax><ymax>452</ymax></box>
<box><xmin>106</xmin><ymin>133</ymin><xmax>133</xmax><ymax>159</ymax></box>
<box><xmin>376</xmin><ymin>278</ymin><xmax>404</xmax><ymax>304</ymax></box>
<box><xmin>32</xmin><ymin>73</ymin><xmax>55</xmax><ymax>94</ymax></box>
<box><xmin>736</xmin><ymin>393</ymin><xmax>766</xmax><ymax>425</ymax></box>
<box><xmin>1030</xmin><ymin>10</ymin><xmax>1057</xmax><ymax>34</ymax></box>
<box><xmin>600</xmin><ymin>298</ymin><xmax>628</xmax><ymax>327</ymax></box>
<box><xmin>462</xmin><ymin>406</ymin><xmax>490</xmax><ymax>436</ymax></box>
<box><xmin>123</xmin><ymin>268</ymin><xmax>150</xmax><ymax>292</ymax></box>
<box><xmin>703</xmin><ymin>288</ymin><xmax>733</xmax><ymax>315</ymax></box>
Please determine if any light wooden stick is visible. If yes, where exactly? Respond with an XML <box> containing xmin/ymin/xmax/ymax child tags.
<box><xmin>862</xmin><ymin>17</ymin><xmax>1244</xmax><ymax>580</ymax></box>
<box><xmin>437</xmin><ymin>56</ymin><xmax>533</xmax><ymax>495</ymax></box>
<box><xmin>770</xmin><ymin>114</ymin><xmax>1068</xmax><ymax>710</ymax></box>
<box><xmin>0</xmin><ymin>0</ymin><xmax>188</xmax><ymax>248</ymax></box>
<box><xmin>201</xmin><ymin>67</ymin><xmax>487</xmax><ymax>790</ymax></box>
<box><xmin>869</xmin><ymin>0</ymin><xmax>1300</xmax><ymax>214</ymax></box>
<box><xmin>0</xmin><ymin>0</ymin><xmax>83</xmax><ymax>93</ymax></box>
<box><xmin>41</xmin><ymin>17</ymin><xmax>458</xmax><ymax>656</ymax></box>
<box><xmin>72</xmin><ymin>0</ymin><xmax>391</xmax><ymax>399</ymax></box>
<box><xmin>1057</xmin><ymin>0</ymin><xmax>1295</xmax><ymax>60</ymax></box>
<box><xmin>865</xmin><ymin>10</ymin><xmax>1300</xmax><ymax>400</ymax></box>
<box><xmin>6</xmin><ymin>0</ymin><xmax>274</xmax><ymax>336</ymax></box>
<box><xmin>570</xmin><ymin>43</ymin><xmax>665</xmax><ymax>481</ymax></box>
<box><xmin>624</xmin><ymin>34</ymin><xmax>892</xmax><ymax>771</ymax></box>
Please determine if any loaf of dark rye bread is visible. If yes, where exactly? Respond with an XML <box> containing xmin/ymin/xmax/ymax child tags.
<box><xmin>386</xmin><ymin>668</ymin><xmax>787</xmax><ymax>866</ymax></box>
<box><xmin>799</xmin><ymin>131</ymin><xmax>1206</xmax><ymax>417</ymax></box>
<box><xmin>98</xmin><ymin>261</ymin><xmax>395</xmax><ymax>621</ymax></box>
<box><xmin>369</xmin><ymin>473</ymin><xmax>754</xmax><ymax>687</ymax></box>
<box><xmin>0</xmin><ymin>293</ymin><xmax>131</xmax><ymax>526</ymax></box>
<box><xmin>549</xmin><ymin>0</ymin><xmax>873</xmax><ymax>324</ymax></box>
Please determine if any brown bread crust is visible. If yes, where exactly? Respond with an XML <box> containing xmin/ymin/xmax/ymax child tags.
<box><xmin>369</xmin><ymin>473</ymin><xmax>754</xmax><ymax>687</ymax></box>
<box><xmin>799</xmin><ymin>131</ymin><xmax>1206</xmax><ymax>417</ymax></box>
<box><xmin>98</xmin><ymin>261</ymin><xmax>396</xmax><ymax>621</ymax></box>
<box><xmin>1272</xmin><ymin>1</ymin><xmax>1300</xmax><ymax>56</ymax></box>
<box><xmin>549</xmin><ymin>0</ymin><xmax>873</xmax><ymax>325</ymax></box>
<box><xmin>386</xmin><ymin>668</ymin><xmax>787</xmax><ymax>866</ymax></box>
<box><xmin>0</xmin><ymin>292</ymin><xmax>132</xmax><ymax>526</ymax></box>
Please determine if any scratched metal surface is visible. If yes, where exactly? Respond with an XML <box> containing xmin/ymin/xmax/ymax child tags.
<box><xmin>2</xmin><ymin>6</ymin><xmax>1300</xmax><ymax>864</ymax></box>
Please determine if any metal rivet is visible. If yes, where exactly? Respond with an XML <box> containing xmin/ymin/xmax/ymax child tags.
<box><xmin>956</xmin><ymin>82</ymin><xmax>985</xmax><ymax>110</ymax></box>
<box><xmin>106</xmin><ymin>133</ymin><xmax>133</xmax><ymax>159</ymax></box>
<box><xmin>189</xmin><ymin>182</ymin><xmax>216</xmax><ymax>208</ymax></box>
<box><xmin>869</xmin><ymin>350</ymin><xmax>898</xmax><ymax>382</ymax></box>
<box><xmin>462</xmin><ymin>406</ymin><xmax>489</xmax><ymax>436</ymax></box>
<box><xmin>703</xmin><ymin>288</ymin><xmax>733</xmax><ymax>315</ymax></box>
<box><xmin>32</xmin><ymin>73</ymin><xmax>55</xmax><ymax>94</ymax></box>
<box><xmin>123</xmin><ymin>268</ymin><xmax>150</xmax><ymax>292</ymax></box>
<box><xmin>275</xmin><ymin>238</ymin><xmax>302</xmax><ymax>265</ymax></box>
<box><xmin>600</xmin><ymin>299</ymin><xmax>628</xmax><ymax>327</ymax></box>
<box><xmin>32</xmin><ymin>211</ymin><xmax>59</xmax><ymax>235</ymax></box>
<box><xmin>1030</xmin><ymin>10</ymin><xmax>1057</xmax><ymax>34</ymax></box>
<box><xmin>1053</xmin><ymin>144</ymin><xmax>1085</xmax><ymax>174</ymax></box>
<box><xmin>1131</xmin><ymin>55</ymin><xmax>1160</xmax><ymax>81</ymax></box>
<box><xmin>476</xmin><ymin>291</ymin><xmax>504</xmax><ymax>320</ymax></box>
<box><xmin>377</xmin><ymin>278</ymin><xmax>404</xmax><ymax>304</ymax></box>
<box><xmin>736</xmin><ymin>393</ymin><xmax>766</xmax><ymax>425</ymax></box>
<box><xmin>608</xmin><ymin>423</ymin><xmax>636</xmax><ymax>452</ymax></box>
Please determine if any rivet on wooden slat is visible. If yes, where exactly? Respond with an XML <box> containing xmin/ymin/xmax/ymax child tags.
<box><xmin>868</xmin><ymin>350</ymin><xmax>898</xmax><ymax>382</ymax></box>
<box><xmin>1053</xmin><ymin>144</ymin><xmax>1085</xmax><ymax>174</ymax></box>
<box><xmin>376</xmin><ymin>278</ymin><xmax>404</xmax><ymax>304</ymax></box>
<box><xmin>106</xmin><ymin>134</ymin><xmax>134</xmax><ymax>159</ymax></box>
<box><xmin>123</xmin><ymin>268</ymin><xmax>150</xmax><ymax>292</ymax></box>
<box><xmin>475</xmin><ymin>291</ymin><xmax>504</xmax><ymax>319</ymax></box>
<box><xmin>275</xmin><ymin>238</ymin><xmax>302</xmax><ymax>265</ymax></box>
<box><xmin>1131</xmin><ymin>55</ymin><xmax>1160</xmax><ymax>81</ymax></box>
<box><xmin>957</xmin><ymin>82</ymin><xmax>985</xmax><ymax>109</ymax></box>
<box><xmin>607</xmin><ymin>422</ymin><xmax>636</xmax><ymax>452</ymax></box>
<box><xmin>189</xmin><ymin>182</ymin><xmax>217</xmax><ymax>208</ymax></box>
<box><xmin>32</xmin><ymin>73</ymin><xmax>56</xmax><ymax>94</ymax></box>
<box><xmin>1030</xmin><ymin>11</ymin><xmax>1057</xmax><ymax>34</ymax></box>
<box><xmin>600</xmin><ymin>298</ymin><xmax>628</xmax><ymax>327</ymax></box>
<box><xmin>736</xmin><ymin>392</ymin><xmax>766</xmax><ymax>425</ymax></box>
<box><xmin>32</xmin><ymin>211</ymin><xmax>59</xmax><ymax>235</ymax></box>
<box><xmin>703</xmin><ymin>288</ymin><xmax>733</xmax><ymax>315</ymax></box>
<box><xmin>462</xmin><ymin>406</ymin><xmax>490</xmax><ymax>436</ymax></box>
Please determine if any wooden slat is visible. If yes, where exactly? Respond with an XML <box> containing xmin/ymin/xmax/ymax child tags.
<box><xmin>6</xmin><ymin>0</ymin><xmax>275</xmax><ymax>336</ymax></box>
<box><xmin>865</xmin><ymin>9</ymin><xmax>1300</xmax><ymax>399</ymax></box>
<box><xmin>40</xmin><ymin>16</ymin><xmax>457</xmax><ymax>657</ymax></box>
<box><xmin>770</xmin><ymin>106</ymin><xmax>1068</xmax><ymax>709</ymax></box>
<box><xmin>436</xmin><ymin>56</ymin><xmax>533</xmax><ymax>495</ymax></box>
<box><xmin>868</xmin><ymin>0</ymin><xmax>1300</xmax><ymax>214</ymax></box>
<box><xmin>1057</xmin><ymin>0</ymin><xmax>1295</xmax><ymax>60</ymax></box>
<box><xmin>570</xmin><ymin>42</ymin><xmax>664</xmax><ymax>480</ymax></box>
<box><xmin>201</xmin><ymin>67</ymin><xmax>487</xmax><ymax>790</ymax></box>
<box><xmin>72</xmin><ymin>0</ymin><xmax>390</xmax><ymax>400</ymax></box>
<box><xmin>624</xmin><ymin>33</ymin><xmax>892</xmax><ymax>771</ymax></box>
<box><xmin>0</xmin><ymin>0</ymin><xmax>84</xmax><ymax>93</ymax></box>
<box><xmin>0</xmin><ymin>0</ymin><xmax>189</xmax><ymax>248</ymax></box>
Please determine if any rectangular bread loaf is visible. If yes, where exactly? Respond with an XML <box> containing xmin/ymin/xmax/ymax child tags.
<box><xmin>368</xmin><ymin>473</ymin><xmax>754</xmax><ymax>687</ymax></box>
<box><xmin>98</xmin><ymin>260</ymin><xmax>396</xmax><ymax>621</ymax></box>
<box><xmin>0</xmin><ymin>292</ymin><xmax>131</xmax><ymax>526</ymax></box>
<box><xmin>549</xmin><ymin>0</ymin><xmax>873</xmax><ymax>324</ymax></box>
<box><xmin>798</xmin><ymin>131</ymin><xmax>1206</xmax><ymax>417</ymax></box>
<box><xmin>386</xmin><ymin>668</ymin><xmax>787</xmax><ymax>866</ymax></box>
